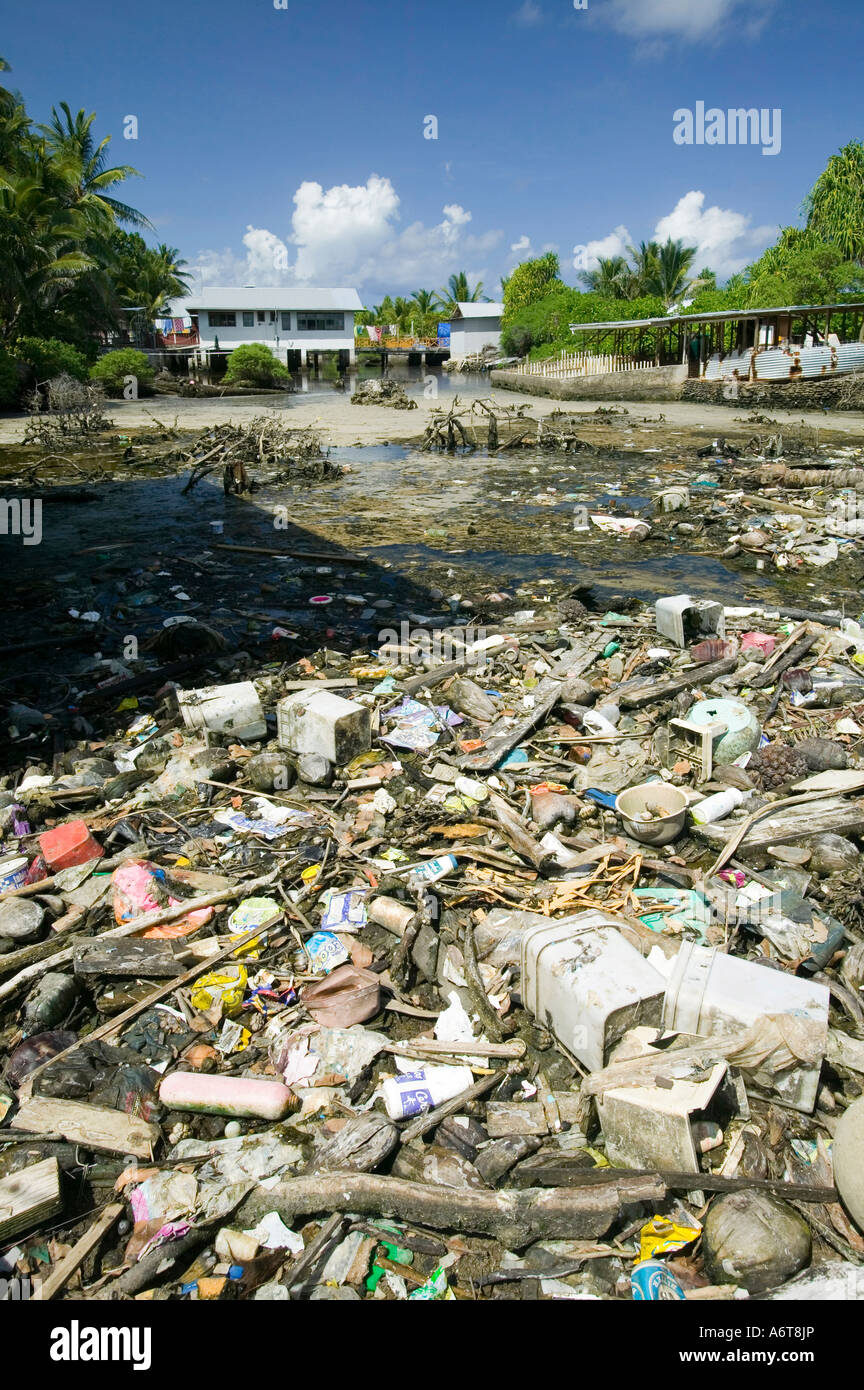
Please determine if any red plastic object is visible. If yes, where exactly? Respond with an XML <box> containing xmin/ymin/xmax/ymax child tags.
<box><xmin>38</xmin><ymin>820</ymin><xmax>104</xmax><ymax>871</ymax></box>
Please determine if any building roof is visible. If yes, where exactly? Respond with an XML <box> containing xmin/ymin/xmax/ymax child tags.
<box><xmin>450</xmin><ymin>301</ymin><xmax>504</xmax><ymax>321</ymax></box>
<box><xmin>186</xmin><ymin>286</ymin><xmax>363</xmax><ymax>312</ymax></box>
<box><xmin>568</xmin><ymin>302</ymin><xmax>864</xmax><ymax>333</ymax></box>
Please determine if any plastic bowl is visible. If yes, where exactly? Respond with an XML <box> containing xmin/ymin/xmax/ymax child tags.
<box><xmin>615</xmin><ymin>782</ymin><xmax>688</xmax><ymax>845</ymax></box>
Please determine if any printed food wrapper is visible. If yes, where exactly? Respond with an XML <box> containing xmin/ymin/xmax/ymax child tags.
<box><xmin>320</xmin><ymin>888</ymin><xmax>368</xmax><ymax>932</ymax></box>
<box><xmin>639</xmin><ymin>1214</ymin><xmax>701</xmax><ymax>1263</ymax></box>
<box><xmin>191</xmin><ymin>963</ymin><xmax>248</xmax><ymax>1017</ymax></box>
<box><xmin>305</xmin><ymin>931</ymin><xmax>350</xmax><ymax>974</ymax></box>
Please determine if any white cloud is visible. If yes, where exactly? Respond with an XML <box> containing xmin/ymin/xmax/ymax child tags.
<box><xmin>577</xmin><ymin>224</ymin><xmax>632</xmax><ymax>271</ymax></box>
<box><xmin>574</xmin><ymin>195</ymin><xmax>775</xmax><ymax>282</ymax></box>
<box><xmin>190</xmin><ymin>175</ymin><xmax>502</xmax><ymax>298</ymax></box>
<box><xmin>606</xmin><ymin>0</ymin><xmax>774</xmax><ymax>42</ymax></box>
<box><xmin>653</xmin><ymin>190</ymin><xmax>775</xmax><ymax>277</ymax></box>
<box><xmin>510</xmin><ymin>234</ymin><xmax>532</xmax><ymax>254</ymax></box>
<box><xmin>513</xmin><ymin>1</ymin><xmax>542</xmax><ymax>25</ymax></box>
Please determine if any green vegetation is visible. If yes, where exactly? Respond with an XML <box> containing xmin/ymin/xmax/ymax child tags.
<box><xmin>356</xmin><ymin>272</ymin><xmax>488</xmax><ymax>337</ymax></box>
<box><xmin>503</xmin><ymin>140</ymin><xmax>864</xmax><ymax>359</ymax></box>
<box><xmin>222</xmin><ymin>342</ymin><xmax>290</xmax><ymax>387</ymax></box>
<box><xmin>502</xmin><ymin>252</ymin><xmax>564</xmax><ymax>324</ymax></box>
<box><xmin>14</xmin><ymin>336</ymin><xmax>88</xmax><ymax>383</ymax></box>
<box><xmin>0</xmin><ymin>55</ymin><xmax>190</xmax><ymax>407</ymax></box>
<box><xmin>90</xmin><ymin>348</ymin><xmax>154</xmax><ymax>395</ymax></box>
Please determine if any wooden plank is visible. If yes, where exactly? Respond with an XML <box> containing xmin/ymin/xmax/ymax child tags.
<box><xmin>460</xmin><ymin>635</ymin><xmax>607</xmax><ymax>772</ymax></box>
<box><xmin>12</xmin><ymin>1097</ymin><xmax>160</xmax><ymax>1159</ymax></box>
<box><xmin>73</xmin><ymin>938</ymin><xmax>183</xmax><ymax>980</ymax></box>
<box><xmin>0</xmin><ymin>1157</ymin><xmax>62</xmax><ymax>1242</ymax></box>
<box><xmin>618</xmin><ymin>656</ymin><xmax>738</xmax><ymax>710</ymax></box>
<box><xmin>38</xmin><ymin>1202</ymin><xmax>123</xmax><ymax>1301</ymax></box>
<box><xmin>693</xmin><ymin>796</ymin><xmax>864</xmax><ymax>851</ymax></box>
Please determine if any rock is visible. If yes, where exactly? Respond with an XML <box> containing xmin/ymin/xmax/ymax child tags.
<box><xmin>0</xmin><ymin>897</ymin><xmax>46</xmax><ymax>943</ymax></box>
<box><xmin>23</xmin><ymin>972</ymin><xmax>79</xmax><ymax>1030</ymax></box>
<box><xmin>806</xmin><ymin>833</ymin><xmax>860</xmax><ymax>875</ymax></box>
<box><xmin>797</xmin><ymin>738</ymin><xmax>848</xmax><ymax>772</ymax></box>
<box><xmin>832</xmin><ymin>1095</ymin><xmax>864</xmax><ymax>1231</ymax></box>
<box><xmin>530</xmin><ymin>792</ymin><xmax>579</xmax><ymax>831</ymax></box>
<box><xmin>446</xmin><ymin>677</ymin><xmax>497</xmax><ymax>723</ymax></box>
<box><xmin>246</xmin><ymin>750</ymin><xmax>294</xmax><ymax>793</ymax></box>
<box><xmin>296</xmin><ymin>753</ymin><xmax>334</xmax><ymax>786</ymax></box>
<box><xmin>702</xmin><ymin>1191</ymin><xmax>811</xmax><ymax>1294</ymax></box>
<box><xmin>310</xmin><ymin>1285</ymin><xmax>361</xmax><ymax>1300</ymax></box>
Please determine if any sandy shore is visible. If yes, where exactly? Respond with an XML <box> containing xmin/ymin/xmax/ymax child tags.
<box><xmin>3</xmin><ymin>386</ymin><xmax>864</xmax><ymax>447</ymax></box>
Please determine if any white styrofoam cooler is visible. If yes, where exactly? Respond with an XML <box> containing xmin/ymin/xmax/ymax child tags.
<box><xmin>276</xmin><ymin>689</ymin><xmax>371</xmax><ymax>766</ymax></box>
<box><xmin>663</xmin><ymin>941</ymin><xmax>829</xmax><ymax>1113</ymax></box>
<box><xmin>519</xmin><ymin>912</ymin><xmax>666</xmax><ymax>1072</ymax></box>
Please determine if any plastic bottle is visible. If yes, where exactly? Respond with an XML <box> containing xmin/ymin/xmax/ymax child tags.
<box><xmin>381</xmin><ymin>1064</ymin><xmax>474</xmax><ymax>1120</ymax></box>
<box><xmin>690</xmin><ymin>787</ymin><xmax>746</xmax><ymax>825</ymax></box>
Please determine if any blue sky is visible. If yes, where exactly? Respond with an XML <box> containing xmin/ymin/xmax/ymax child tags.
<box><xmin>3</xmin><ymin>0</ymin><xmax>862</xmax><ymax>300</ymax></box>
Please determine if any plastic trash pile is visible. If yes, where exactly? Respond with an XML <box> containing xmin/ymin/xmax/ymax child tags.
<box><xmin>3</xmin><ymin>589</ymin><xmax>864</xmax><ymax>1302</ymax></box>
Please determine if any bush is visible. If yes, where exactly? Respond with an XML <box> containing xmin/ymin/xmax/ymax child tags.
<box><xmin>0</xmin><ymin>349</ymin><xmax>19</xmax><ymax>409</ymax></box>
<box><xmin>223</xmin><ymin>343</ymin><xmax>290</xmax><ymax>386</ymax></box>
<box><xmin>15</xmin><ymin>337</ymin><xmax>88</xmax><ymax>384</ymax></box>
<box><xmin>90</xmin><ymin>349</ymin><xmax>155</xmax><ymax>396</ymax></box>
<box><xmin>501</xmin><ymin>324</ymin><xmax>534</xmax><ymax>357</ymax></box>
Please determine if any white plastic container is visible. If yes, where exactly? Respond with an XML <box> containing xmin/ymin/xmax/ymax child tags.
<box><xmin>382</xmin><ymin>1064</ymin><xmax>474</xmax><ymax>1119</ymax></box>
<box><xmin>519</xmin><ymin>912</ymin><xmax>666</xmax><ymax>1072</ymax></box>
<box><xmin>690</xmin><ymin>787</ymin><xmax>746</xmax><ymax>825</ymax></box>
<box><xmin>178</xmin><ymin>681</ymin><xmax>266</xmax><ymax>742</ymax></box>
<box><xmin>655</xmin><ymin>594</ymin><xmax>725</xmax><ymax>648</ymax></box>
<box><xmin>277</xmin><ymin>689</ymin><xmax>371</xmax><ymax>765</ymax></box>
<box><xmin>663</xmin><ymin>942</ymin><xmax>829</xmax><ymax>1113</ymax></box>
<box><xmin>0</xmin><ymin>855</ymin><xmax>28</xmax><ymax>893</ymax></box>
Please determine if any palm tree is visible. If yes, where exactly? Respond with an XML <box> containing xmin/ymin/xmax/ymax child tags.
<box><xmin>436</xmin><ymin>271</ymin><xmax>486</xmax><ymax>314</ymax></box>
<box><xmin>804</xmin><ymin>139</ymin><xmax>864</xmax><ymax>264</ymax></box>
<box><xmin>39</xmin><ymin>103</ymin><xmax>150</xmax><ymax>231</ymax></box>
<box><xmin>641</xmin><ymin>238</ymin><xmax>698</xmax><ymax>308</ymax></box>
<box><xmin>626</xmin><ymin>240</ymin><xmax>661</xmax><ymax>295</ymax></box>
<box><xmin>578</xmin><ymin>255</ymin><xmax>633</xmax><ymax>299</ymax></box>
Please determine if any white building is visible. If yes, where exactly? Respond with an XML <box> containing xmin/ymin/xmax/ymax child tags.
<box><xmin>183</xmin><ymin>287</ymin><xmax>363</xmax><ymax>366</ymax></box>
<box><xmin>448</xmin><ymin>301</ymin><xmax>504</xmax><ymax>359</ymax></box>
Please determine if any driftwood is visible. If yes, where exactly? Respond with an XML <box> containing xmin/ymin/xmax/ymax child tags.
<box><xmin>39</xmin><ymin>1202</ymin><xmax>124</xmax><ymax>1301</ymax></box>
<box><xmin>753</xmin><ymin>464</ymin><xmax>864</xmax><ymax>489</ymax></box>
<box><xmin>461</xmin><ymin>635</ymin><xmax>606</xmax><ymax>772</ymax></box>
<box><xmin>235</xmin><ymin>1172</ymin><xmax>665</xmax><ymax>1249</ymax></box>
<box><xmin>399</xmin><ymin>1068</ymin><xmax>508</xmax><ymax>1145</ymax></box>
<box><xmin>697</xmin><ymin>792</ymin><xmax>864</xmax><ymax>868</ymax></box>
<box><xmin>618</xmin><ymin>656</ymin><xmax>738</xmax><ymax>709</ymax></box>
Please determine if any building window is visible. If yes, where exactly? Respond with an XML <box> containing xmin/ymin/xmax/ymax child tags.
<box><xmin>208</xmin><ymin>311</ymin><xmax>236</xmax><ymax>328</ymax></box>
<box><xmin>296</xmin><ymin>313</ymin><xmax>345</xmax><ymax>332</ymax></box>
<box><xmin>257</xmin><ymin>311</ymin><xmax>265</xmax><ymax>324</ymax></box>
<box><xmin>269</xmin><ymin>311</ymin><xmax>276</xmax><ymax>322</ymax></box>
<box><xmin>242</xmin><ymin>311</ymin><xmax>254</xmax><ymax>327</ymax></box>
<box><xmin>281</xmin><ymin>312</ymin><xmax>291</xmax><ymax>331</ymax></box>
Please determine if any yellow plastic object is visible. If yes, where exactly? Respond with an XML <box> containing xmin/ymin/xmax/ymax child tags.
<box><xmin>639</xmin><ymin>1214</ymin><xmax>701</xmax><ymax>1262</ymax></box>
<box><xmin>191</xmin><ymin>962</ymin><xmax>248</xmax><ymax>1017</ymax></box>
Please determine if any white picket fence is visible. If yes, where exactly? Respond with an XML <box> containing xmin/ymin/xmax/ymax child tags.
<box><xmin>513</xmin><ymin>351</ymin><xmax>656</xmax><ymax>379</ymax></box>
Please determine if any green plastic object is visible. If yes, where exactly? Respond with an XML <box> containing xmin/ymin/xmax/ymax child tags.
<box><xmin>602</xmin><ymin>641</ymin><xmax>621</xmax><ymax>658</ymax></box>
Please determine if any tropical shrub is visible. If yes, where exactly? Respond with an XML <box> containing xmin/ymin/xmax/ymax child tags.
<box><xmin>90</xmin><ymin>348</ymin><xmax>154</xmax><ymax>395</ymax></box>
<box><xmin>222</xmin><ymin>343</ymin><xmax>289</xmax><ymax>386</ymax></box>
